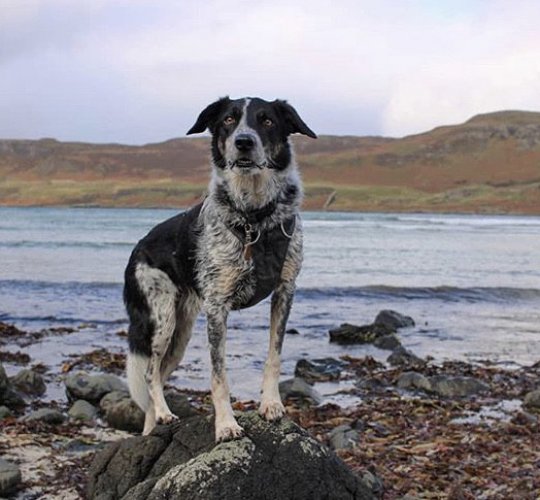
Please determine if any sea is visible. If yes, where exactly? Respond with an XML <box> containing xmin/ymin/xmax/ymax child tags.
<box><xmin>1</xmin><ymin>207</ymin><xmax>539</xmax><ymax>401</ymax></box>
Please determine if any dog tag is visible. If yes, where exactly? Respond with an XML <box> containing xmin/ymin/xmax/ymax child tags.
<box><xmin>243</xmin><ymin>224</ymin><xmax>253</xmax><ymax>261</ymax></box>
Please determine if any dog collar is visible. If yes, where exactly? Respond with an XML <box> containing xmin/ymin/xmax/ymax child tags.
<box><xmin>215</xmin><ymin>186</ymin><xmax>278</xmax><ymax>225</ymax></box>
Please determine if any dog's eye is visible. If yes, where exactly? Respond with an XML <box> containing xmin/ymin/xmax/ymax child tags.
<box><xmin>223</xmin><ymin>116</ymin><xmax>236</xmax><ymax>126</ymax></box>
<box><xmin>263</xmin><ymin>118</ymin><xmax>273</xmax><ymax>127</ymax></box>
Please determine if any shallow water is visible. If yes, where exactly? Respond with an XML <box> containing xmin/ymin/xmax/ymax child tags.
<box><xmin>1</xmin><ymin>208</ymin><xmax>539</xmax><ymax>400</ymax></box>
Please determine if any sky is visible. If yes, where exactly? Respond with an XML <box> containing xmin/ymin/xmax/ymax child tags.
<box><xmin>1</xmin><ymin>0</ymin><xmax>540</xmax><ymax>144</ymax></box>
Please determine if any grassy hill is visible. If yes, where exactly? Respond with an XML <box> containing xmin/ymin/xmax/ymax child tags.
<box><xmin>1</xmin><ymin>110</ymin><xmax>540</xmax><ymax>213</ymax></box>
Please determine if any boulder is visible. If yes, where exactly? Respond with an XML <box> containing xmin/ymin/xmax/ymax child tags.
<box><xmin>24</xmin><ymin>408</ymin><xmax>66</xmax><ymax>424</ymax></box>
<box><xmin>279</xmin><ymin>377</ymin><xmax>323</xmax><ymax>405</ymax></box>
<box><xmin>0</xmin><ymin>363</ymin><xmax>26</xmax><ymax>409</ymax></box>
<box><xmin>374</xmin><ymin>310</ymin><xmax>415</xmax><ymax>330</ymax></box>
<box><xmin>396</xmin><ymin>372</ymin><xmax>432</xmax><ymax>392</ymax></box>
<box><xmin>10</xmin><ymin>369</ymin><xmax>46</xmax><ymax>396</ymax></box>
<box><xmin>429</xmin><ymin>376</ymin><xmax>489</xmax><ymax>398</ymax></box>
<box><xmin>373</xmin><ymin>334</ymin><xmax>402</xmax><ymax>351</ymax></box>
<box><xmin>0</xmin><ymin>458</ymin><xmax>22</xmax><ymax>497</ymax></box>
<box><xmin>294</xmin><ymin>358</ymin><xmax>345</xmax><ymax>383</ymax></box>
<box><xmin>387</xmin><ymin>347</ymin><xmax>424</xmax><ymax>367</ymax></box>
<box><xmin>69</xmin><ymin>400</ymin><xmax>98</xmax><ymax>421</ymax></box>
<box><xmin>65</xmin><ymin>372</ymin><xmax>127</xmax><ymax>404</ymax></box>
<box><xmin>523</xmin><ymin>389</ymin><xmax>540</xmax><ymax>410</ymax></box>
<box><xmin>87</xmin><ymin>411</ymin><xmax>375</xmax><ymax>500</ymax></box>
<box><xmin>329</xmin><ymin>323</ymin><xmax>393</xmax><ymax>345</ymax></box>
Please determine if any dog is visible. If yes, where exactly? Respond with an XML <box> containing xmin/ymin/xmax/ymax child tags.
<box><xmin>124</xmin><ymin>96</ymin><xmax>316</xmax><ymax>441</ymax></box>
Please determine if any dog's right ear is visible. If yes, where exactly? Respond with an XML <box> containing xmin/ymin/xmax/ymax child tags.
<box><xmin>186</xmin><ymin>97</ymin><xmax>231</xmax><ymax>135</ymax></box>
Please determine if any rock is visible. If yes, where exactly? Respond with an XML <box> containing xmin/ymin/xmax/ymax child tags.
<box><xmin>104</xmin><ymin>398</ymin><xmax>145</xmax><ymax>433</ymax></box>
<box><xmin>0</xmin><ymin>363</ymin><xmax>8</xmax><ymax>395</ymax></box>
<box><xmin>69</xmin><ymin>400</ymin><xmax>98</xmax><ymax>421</ymax></box>
<box><xmin>329</xmin><ymin>322</ymin><xmax>393</xmax><ymax>345</ymax></box>
<box><xmin>397</xmin><ymin>372</ymin><xmax>433</xmax><ymax>392</ymax></box>
<box><xmin>429</xmin><ymin>376</ymin><xmax>489</xmax><ymax>398</ymax></box>
<box><xmin>279</xmin><ymin>378</ymin><xmax>323</xmax><ymax>405</ymax></box>
<box><xmin>387</xmin><ymin>346</ymin><xmax>424</xmax><ymax>367</ymax></box>
<box><xmin>65</xmin><ymin>372</ymin><xmax>127</xmax><ymax>404</ymax></box>
<box><xmin>373</xmin><ymin>334</ymin><xmax>402</xmax><ymax>350</ymax></box>
<box><xmin>24</xmin><ymin>408</ymin><xmax>66</xmax><ymax>424</ymax></box>
<box><xmin>328</xmin><ymin>424</ymin><xmax>359</xmax><ymax>450</ymax></box>
<box><xmin>294</xmin><ymin>358</ymin><xmax>345</xmax><ymax>383</ymax></box>
<box><xmin>10</xmin><ymin>369</ymin><xmax>46</xmax><ymax>396</ymax></box>
<box><xmin>523</xmin><ymin>389</ymin><xmax>540</xmax><ymax>410</ymax></box>
<box><xmin>361</xmin><ymin>471</ymin><xmax>384</xmax><ymax>497</ymax></box>
<box><xmin>0</xmin><ymin>458</ymin><xmax>22</xmax><ymax>496</ymax></box>
<box><xmin>0</xmin><ymin>406</ymin><xmax>12</xmax><ymax>419</ymax></box>
<box><xmin>87</xmin><ymin>411</ymin><xmax>375</xmax><ymax>500</ymax></box>
<box><xmin>374</xmin><ymin>310</ymin><xmax>415</xmax><ymax>330</ymax></box>
<box><xmin>286</xmin><ymin>328</ymin><xmax>300</xmax><ymax>335</ymax></box>
<box><xmin>101</xmin><ymin>390</ymin><xmax>196</xmax><ymax>432</ymax></box>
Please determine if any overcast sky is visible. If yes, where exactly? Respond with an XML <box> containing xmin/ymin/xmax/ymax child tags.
<box><xmin>1</xmin><ymin>0</ymin><xmax>539</xmax><ymax>144</ymax></box>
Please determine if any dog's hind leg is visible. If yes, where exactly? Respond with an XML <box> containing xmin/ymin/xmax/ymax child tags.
<box><xmin>135</xmin><ymin>263</ymin><xmax>179</xmax><ymax>431</ymax></box>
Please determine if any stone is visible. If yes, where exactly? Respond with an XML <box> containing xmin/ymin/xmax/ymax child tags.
<box><xmin>0</xmin><ymin>363</ymin><xmax>8</xmax><ymax>395</ymax></box>
<box><xmin>294</xmin><ymin>358</ymin><xmax>345</xmax><ymax>383</ymax></box>
<box><xmin>361</xmin><ymin>471</ymin><xmax>384</xmax><ymax>497</ymax></box>
<box><xmin>10</xmin><ymin>369</ymin><xmax>46</xmax><ymax>396</ymax></box>
<box><xmin>86</xmin><ymin>411</ymin><xmax>375</xmax><ymax>500</ymax></box>
<box><xmin>279</xmin><ymin>378</ymin><xmax>323</xmax><ymax>405</ymax></box>
<box><xmin>0</xmin><ymin>406</ymin><xmax>12</xmax><ymax>419</ymax></box>
<box><xmin>104</xmin><ymin>398</ymin><xmax>145</xmax><ymax>433</ymax></box>
<box><xmin>24</xmin><ymin>408</ymin><xmax>66</xmax><ymax>424</ymax></box>
<box><xmin>523</xmin><ymin>389</ymin><xmax>540</xmax><ymax>410</ymax></box>
<box><xmin>328</xmin><ymin>424</ymin><xmax>359</xmax><ymax>450</ymax></box>
<box><xmin>329</xmin><ymin>322</ymin><xmax>393</xmax><ymax>345</ymax></box>
<box><xmin>100</xmin><ymin>390</ymin><xmax>130</xmax><ymax>413</ymax></box>
<box><xmin>373</xmin><ymin>334</ymin><xmax>402</xmax><ymax>351</ymax></box>
<box><xmin>69</xmin><ymin>400</ymin><xmax>98</xmax><ymax>421</ymax></box>
<box><xmin>387</xmin><ymin>346</ymin><xmax>424</xmax><ymax>367</ymax></box>
<box><xmin>65</xmin><ymin>372</ymin><xmax>127</xmax><ymax>404</ymax></box>
<box><xmin>286</xmin><ymin>328</ymin><xmax>300</xmax><ymax>335</ymax></box>
<box><xmin>0</xmin><ymin>458</ymin><xmax>22</xmax><ymax>496</ymax></box>
<box><xmin>374</xmin><ymin>310</ymin><xmax>415</xmax><ymax>330</ymax></box>
<box><xmin>397</xmin><ymin>372</ymin><xmax>433</xmax><ymax>392</ymax></box>
<box><xmin>429</xmin><ymin>376</ymin><xmax>489</xmax><ymax>398</ymax></box>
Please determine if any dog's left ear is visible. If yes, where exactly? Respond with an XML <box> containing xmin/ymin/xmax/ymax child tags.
<box><xmin>187</xmin><ymin>97</ymin><xmax>231</xmax><ymax>135</ymax></box>
<box><xmin>273</xmin><ymin>100</ymin><xmax>317</xmax><ymax>139</ymax></box>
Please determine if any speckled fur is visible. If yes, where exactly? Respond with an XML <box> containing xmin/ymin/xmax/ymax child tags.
<box><xmin>125</xmin><ymin>97</ymin><xmax>315</xmax><ymax>440</ymax></box>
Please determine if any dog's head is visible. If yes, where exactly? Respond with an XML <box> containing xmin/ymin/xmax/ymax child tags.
<box><xmin>187</xmin><ymin>97</ymin><xmax>316</xmax><ymax>175</ymax></box>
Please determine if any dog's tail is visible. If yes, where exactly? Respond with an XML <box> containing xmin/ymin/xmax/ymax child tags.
<box><xmin>126</xmin><ymin>352</ymin><xmax>150</xmax><ymax>412</ymax></box>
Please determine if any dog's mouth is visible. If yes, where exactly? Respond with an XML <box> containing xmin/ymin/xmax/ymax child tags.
<box><xmin>228</xmin><ymin>158</ymin><xmax>266</xmax><ymax>169</ymax></box>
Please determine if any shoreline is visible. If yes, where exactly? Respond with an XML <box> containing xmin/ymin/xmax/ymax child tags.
<box><xmin>1</xmin><ymin>319</ymin><xmax>539</xmax><ymax>498</ymax></box>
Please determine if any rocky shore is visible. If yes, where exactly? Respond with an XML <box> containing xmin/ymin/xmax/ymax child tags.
<box><xmin>1</xmin><ymin>315</ymin><xmax>539</xmax><ymax>498</ymax></box>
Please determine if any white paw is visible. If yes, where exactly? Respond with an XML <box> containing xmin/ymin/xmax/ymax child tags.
<box><xmin>215</xmin><ymin>420</ymin><xmax>244</xmax><ymax>442</ymax></box>
<box><xmin>259</xmin><ymin>400</ymin><xmax>285</xmax><ymax>421</ymax></box>
<box><xmin>155</xmin><ymin>411</ymin><xmax>179</xmax><ymax>425</ymax></box>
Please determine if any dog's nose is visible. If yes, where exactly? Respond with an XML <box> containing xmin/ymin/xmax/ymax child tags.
<box><xmin>235</xmin><ymin>134</ymin><xmax>255</xmax><ymax>152</ymax></box>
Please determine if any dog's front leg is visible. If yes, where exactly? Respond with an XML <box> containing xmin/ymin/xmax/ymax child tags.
<box><xmin>259</xmin><ymin>283</ymin><xmax>294</xmax><ymax>421</ymax></box>
<box><xmin>207</xmin><ymin>308</ymin><xmax>244</xmax><ymax>442</ymax></box>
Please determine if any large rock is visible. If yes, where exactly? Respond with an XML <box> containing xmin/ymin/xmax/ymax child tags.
<box><xmin>329</xmin><ymin>323</ymin><xmax>393</xmax><ymax>345</ymax></box>
<box><xmin>65</xmin><ymin>372</ymin><xmax>127</xmax><ymax>404</ymax></box>
<box><xmin>10</xmin><ymin>369</ymin><xmax>46</xmax><ymax>396</ymax></box>
<box><xmin>387</xmin><ymin>346</ymin><xmax>424</xmax><ymax>367</ymax></box>
<box><xmin>87</xmin><ymin>411</ymin><xmax>375</xmax><ymax>500</ymax></box>
<box><xmin>374</xmin><ymin>310</ymin><xmax>415</xmax><ymax>330</ymax></box>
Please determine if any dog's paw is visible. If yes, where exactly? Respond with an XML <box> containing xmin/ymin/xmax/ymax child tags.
<box><xmin>215</xmin><ymin>421</ymin><xmax>244</xmax><ymax>442</ymax></box>
<box><xmin>156</xmin><ymin>412</ymin><xmax>179</xmax><ymax>425</ymax></box>
<box><xmin>259</xmin><ymin>400</ymin><xmax>285</xmax><ymax>422</ymax></box>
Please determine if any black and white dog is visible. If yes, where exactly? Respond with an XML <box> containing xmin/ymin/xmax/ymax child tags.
<box><xmin>124</xmin><ymin>97</ymin><xmax>316</xmax><ymax>441</ymax></box>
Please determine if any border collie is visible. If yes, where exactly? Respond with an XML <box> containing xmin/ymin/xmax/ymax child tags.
<box><xmin>124</xmin><ymin>97</ymin><xmax>316</xmax><ymax>441</ymax></box>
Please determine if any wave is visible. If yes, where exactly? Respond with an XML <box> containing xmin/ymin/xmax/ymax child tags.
<box><xmin>0</xmin><ymin>240</ymin><xmax>133</xmax><ymax>249</ymax></box>
<box><xmin>295</xmin><ymin>285</ymin><xmax>540</xmax><ymax>303</ymax></box>
<box><xmin>0</xmin><ymin>312</ymin><xmax>127</xmax><ymax>326</ymax></box>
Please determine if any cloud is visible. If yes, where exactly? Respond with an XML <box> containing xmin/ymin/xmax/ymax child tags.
<box><xmin>0</xmin><ymin>0</ymin><xmax>539</xmax><ymax>142</ymax></box>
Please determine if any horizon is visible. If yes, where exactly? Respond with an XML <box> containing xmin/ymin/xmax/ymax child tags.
<box><xmin>2</xmin><ymin>1</ymin><xmax>540</xmax><ymax>144</ymax></box>
<box><xmin>1</xmin><ymin>107</ymin><xmax>539</xmax><ymax>147</ymax></box>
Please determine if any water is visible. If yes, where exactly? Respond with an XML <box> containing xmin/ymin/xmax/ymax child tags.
<box><xmin>1</xmin><ymin>207</ymin><xmax>539</xmax><ymax>400</ymax></box>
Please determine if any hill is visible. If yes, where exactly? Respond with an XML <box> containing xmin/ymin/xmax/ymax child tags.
<box><xmin>1</xmin><ymin>110</ymin><xmax>540</xmax><ymax>213</ymax></box>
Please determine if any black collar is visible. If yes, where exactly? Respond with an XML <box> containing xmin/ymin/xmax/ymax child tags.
<box><xmin>216</xmin><ymin>186</ymin><xmax>277</xmax><ymax>225</ymax></box>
